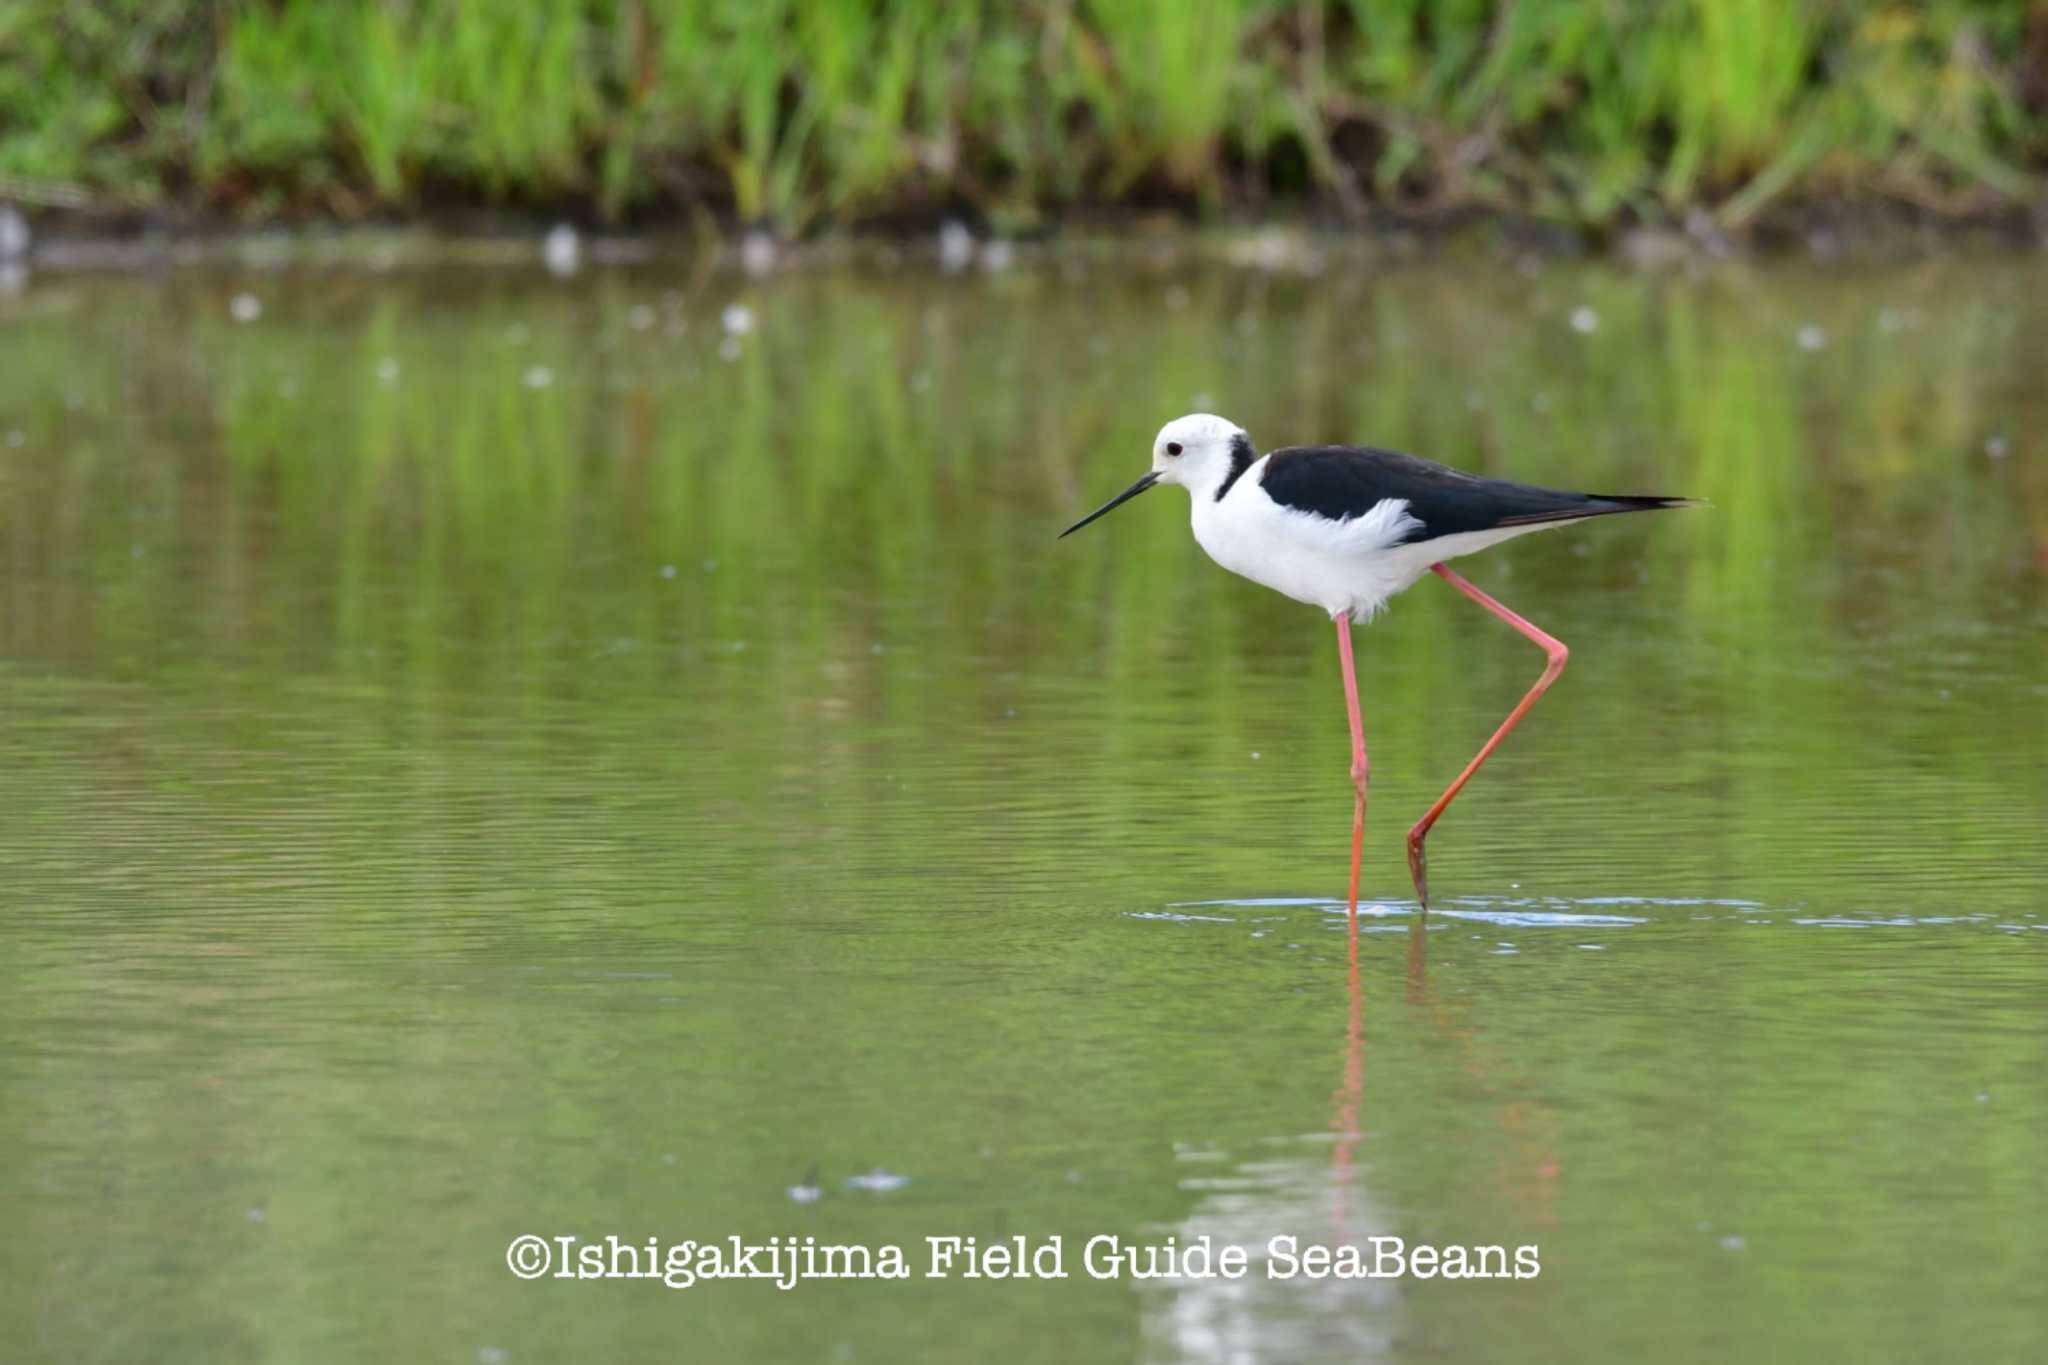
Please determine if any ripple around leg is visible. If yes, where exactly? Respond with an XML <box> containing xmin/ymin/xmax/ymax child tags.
<box><xmin>1175</xmin><ymin>894</ymin><xmax>1655</xmax><ymax>929</ymax></box>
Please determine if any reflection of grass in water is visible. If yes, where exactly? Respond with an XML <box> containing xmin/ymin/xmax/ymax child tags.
<box><xmin>0</xmin><ymin>262</ymin><xmax>2042</xmax><ymax>908</ymax></box>
<box><xmin>3</xmin><ymin>288</ymin><xmax>2047</xmax><ymax>1365</ymax></box>
<box><xmin>2</xmin><ymin>272</ymin><xmax>2045</xmax><ymax>1365</ymax></box>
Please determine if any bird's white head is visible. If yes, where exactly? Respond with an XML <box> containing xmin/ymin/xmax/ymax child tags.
<box><xmin>1150</xmin><ymin>413</ymin><xmax>1250</xmax><ymax>488</ymax></box>
<box><xmin>1059</xmin><ymin>413</ymin><xmax>1254</xmax><ymax>538</ymax></box>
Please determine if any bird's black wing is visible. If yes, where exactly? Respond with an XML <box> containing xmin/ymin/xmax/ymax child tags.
<box><xmin>1257</xmin><ymin>445</ymin><xmax>1691</xmax><ymax>542</ymax></box>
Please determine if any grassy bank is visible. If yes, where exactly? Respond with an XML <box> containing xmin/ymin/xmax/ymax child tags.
<box><xmin>3</xmin><ymin>1</ymin><xmax>2045</xmax><ymax>234</ymax></box>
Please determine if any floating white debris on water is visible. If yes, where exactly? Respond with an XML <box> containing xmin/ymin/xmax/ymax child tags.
<box><xmin>659</xmin><ymin>564</ymin><xmax>678</xmax><ymax>580</ymax></box>
<box><xmin>542</xmin><ymin>223</ymin><xmax>581</xmax><ymax>277</ymax></box>
<box><xmin>938</xmin><ymin>219</ymin><xmax>975</xmax><ymax>272</ymax></box>
<box><xmin>4</xmin><ymin>430</ymin><xmax>22</xmax><ymax>449</ymax></box>
<box><xmin>1796</xmin><ymin>324</ymin><xmax>1827</xmax><ymax>351</ymax></box>
<box><xmin>718</xmin><ymin>336</ymin><xmax>743</xmax><ymax>362</ymax></box>
<box><xmin>844</xmin><ymin>1168</ymin><xmax>910</xmax><ymax>1193</ymax></box>
<box><xmin>627</xmin><ymin>304</ymin><xmax>656</xmax><ymax>331</ymax></box>
<box><xmin>1616</xmin><ymin>227</ymin><xmax>1692</xmax><ymax>270</ymax></box>
<box><xmin>720</xmin><ymin>303</ymin><xmax>755</xmax><ymax>336</ymax></box>
<box><xmin>741</xmin><ymin>229</ymin><xmax>779</xmax><ymax>277</ymax></box>
<box><xmin>1984</xmin><ymin>435</ymin><xmax>2009</xmax><ymax>459</ymax></box>
<box><xmin>243</xmin><ymin>1206</ymin><xmax>267</xmax><ymax>1224</ymax></box>
<box><xmin>1719</xmin><ymin>1234</ymin><xmax>1748</xmax><ymax>1252</ymax></box>
<box><xmin>229</xmin><ymin>292</ymin><xmax>262</xmax><ymax>323</ymax></box>
<box><xmin>375</xmin><ymin>357</ymin><xmax>400</xmax><ymax>385</ymax></box>
<box><xmin>1569</xmin><ymin>305</ymin><xmax>1599</xmax><ymax>334</ymax></box>
<box><xmin>980</xmin><ymin>238</ymin><xmax>1015</xmax><ymax>272</ymax></box>
<box><xmin>479</xmin><ymin>1348</ymin><xmax>510</xmax><ymax>1365</ymax></box>
<box><xmin>1877</xmin><ymin>307</ymin><xmax>1905</xmax><ymax>334</ymax></box>
<box><xmin>788</xmin><ymin>1164</ymin><xmax>825</xmax><ymax>1204</ymax></box>
<box><xmin>1224</xmin><ymin>226</ymin><xmax>1318</xmax><ymax>273</ymax></box>
<box><xmin>521</xmin><ymin>365</ymin><xmax>554</xmax><ymax>390</ymax></box>
<box><xmin>0</xmin><ymin>204</ymin><xmax>28</xmax><ymax>259</ymax></box>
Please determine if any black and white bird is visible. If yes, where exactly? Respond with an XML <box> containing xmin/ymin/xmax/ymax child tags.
<box><xmin>1060</xmin><ymin>413</ymin><xmax>1697</xmax><ymax>912</ymax></box>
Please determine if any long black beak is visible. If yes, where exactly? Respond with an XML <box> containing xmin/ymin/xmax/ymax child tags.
<box><xmin>1058</xmin><ymin>472</ymin><xmax>1159</xmax><ymax>538</ymax></box>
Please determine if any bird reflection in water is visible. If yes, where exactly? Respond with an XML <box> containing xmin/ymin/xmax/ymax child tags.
<box><xmin>1139</xmin><ymin>810</ymin><xmax>1561</xmax><ymax>1363</ymax></box>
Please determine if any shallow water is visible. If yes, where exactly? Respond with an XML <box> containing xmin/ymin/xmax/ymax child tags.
<box><xmin>1</xmin><ymin>255</ymin><xmax>2044</xmax><ymax>1363</ymax></box>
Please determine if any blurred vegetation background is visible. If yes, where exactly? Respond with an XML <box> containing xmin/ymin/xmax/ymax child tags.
<box><xmin>2</xmin><ymin>0</ymin><xmax>2045</xmax><ymax>233</ymax></box>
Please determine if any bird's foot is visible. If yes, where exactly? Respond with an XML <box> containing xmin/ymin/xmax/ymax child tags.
<box><xmin>1348</xmin><ymin>760</ymin><xmax>1369</xmax><ymax>802</ymax></box>
<box><xmin>1405</xmin><ymin>827</ymin><xmax>1431</xmax><ymax>913</ymax></box>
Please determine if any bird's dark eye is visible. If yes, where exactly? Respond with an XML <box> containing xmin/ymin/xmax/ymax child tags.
<box><xmin>1165</xmin><ymin>442</ymin><xmax>1183</xmax><ymax>456</ymax></box>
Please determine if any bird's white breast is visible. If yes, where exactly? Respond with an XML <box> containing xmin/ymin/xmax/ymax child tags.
<box><xmin>1189</xmin><ymin>460</ymin><xmax>1540</xmax><ymax>620</ymax></box>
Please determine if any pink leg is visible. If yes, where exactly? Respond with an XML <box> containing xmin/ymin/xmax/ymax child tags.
<box><xmin>1334</xmin><ymin>615</ymin><xmax>1368</xmax><ymax>923</ymax></box>
<box><xmin>1406</xmin><ymin>564</ymin><xmax>1570</xmax><ymax>910</ymax></box>
<box><xmin>1335</xmin><ymin>613</ymin><xmax>1368</xmax><ymax>797</ymax></box>
<box><xmin>1346</xmin><ymin>794</ymin><xmax>1365</xmax><ymax>927</ymax></box>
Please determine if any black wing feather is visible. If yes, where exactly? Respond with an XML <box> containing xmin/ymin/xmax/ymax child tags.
<box><xmin>1257</xmin><ymin>444</ymin><xmax>1693</xmax><ymax>541</ymax></box>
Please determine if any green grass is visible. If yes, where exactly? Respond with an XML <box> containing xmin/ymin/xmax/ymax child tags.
<box><xmin>0</xmin><ymin>1</ymin><xmax>2042</xmax><ymax>230</ymax></box>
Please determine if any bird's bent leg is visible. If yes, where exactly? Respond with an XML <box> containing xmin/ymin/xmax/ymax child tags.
<box><xmin>1335</xmin><ymin>612</ymin><xmax>1369</xmax><ymax>923</ymax></box>
<box><xmin>1406</xmin><ymin>564</ymin><xmax>1569</xmax><ymax>911</ymax></box>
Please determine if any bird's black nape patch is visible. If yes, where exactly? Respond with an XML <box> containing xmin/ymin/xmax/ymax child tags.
<box><xmin>1215</xmin><ymin>432</ymin><xmax>1257</xmax><ymax>501</ymax></box>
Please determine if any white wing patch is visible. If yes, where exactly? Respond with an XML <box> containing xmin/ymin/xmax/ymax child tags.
<box><xmin>1266</xmin><ymin>495</ymin><xmax>1422</xmax><ymax>556</ymax></box>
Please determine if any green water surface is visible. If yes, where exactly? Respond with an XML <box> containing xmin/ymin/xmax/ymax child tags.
<box><xmin>2</xmin><ymin>253</ymin><xmax>2044</xmax><ymax>1363</ymax></box>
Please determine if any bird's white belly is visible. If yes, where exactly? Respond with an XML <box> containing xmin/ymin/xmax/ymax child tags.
<box><xmin>1191</xmin><ymin>487</ymin><xmax>1545</xmax><ymax>620</ymax></box>
<box><xmin>1194</xmin><ymin>520</ymin><xmax>1390</xmax><ymax>616</ymax></box>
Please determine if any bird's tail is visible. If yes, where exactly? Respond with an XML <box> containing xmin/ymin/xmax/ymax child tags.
<box><xmin>1499</xmin><ymin>494</ymin><xmax>1705</xmax><ymax>527</ymax></box>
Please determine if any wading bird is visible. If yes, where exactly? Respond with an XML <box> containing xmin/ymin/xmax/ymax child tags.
<box><xmin>1060</xmin><ymin>414</ymin><xmax>1695</xmax><ymax>911</ymax></box>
